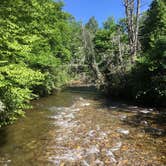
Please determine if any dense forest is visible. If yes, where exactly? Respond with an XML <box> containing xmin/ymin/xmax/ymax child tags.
<box><xmin>0</xmin><ymin>0</ymin><xmax>165</xmax><ymax>127</ymax></box>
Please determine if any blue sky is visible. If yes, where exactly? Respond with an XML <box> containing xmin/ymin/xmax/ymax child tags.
<box><xmin>63</xmin><ymin>0</ymin><xmax>152</xmax><ymax>26</ymax></box>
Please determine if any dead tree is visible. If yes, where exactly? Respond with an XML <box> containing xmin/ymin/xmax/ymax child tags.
<box><xmin>123</xmin><ymin>0</ymin><xmax>141</xmax><ymax>62</ymax></box>
<box><xmin>117</xmin><ymin>26</ymin><xmax>123</xmax><ymax>64</ymax></box>
<box><xmin>81</xmin><ymin>25</ymin><xmax>104</xmax><ymax>86</ymax></box>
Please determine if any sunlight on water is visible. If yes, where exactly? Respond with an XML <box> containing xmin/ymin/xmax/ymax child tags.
<box><xmin>0</xmin><ymin>87</ymin><xmax>165</xmax><ymax>165</ymax></box>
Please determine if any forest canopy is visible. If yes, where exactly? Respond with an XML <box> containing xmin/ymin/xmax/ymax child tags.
<box><xmin>0</xmin><ymin>0</ymin><xmax>72</xmax><ymax>126</ymax></box>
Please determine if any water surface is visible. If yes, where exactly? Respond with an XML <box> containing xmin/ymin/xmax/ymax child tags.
<box><xmin>0</xmin><ymin>87</ymin><xmax>165</xmax><ymax>165</ymax></box>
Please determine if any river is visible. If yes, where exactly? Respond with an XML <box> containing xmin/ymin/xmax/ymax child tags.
<box><xmin>0</xmin><ymin>86</ymin><xmax>165</xmax><ymax>165</ymax></box>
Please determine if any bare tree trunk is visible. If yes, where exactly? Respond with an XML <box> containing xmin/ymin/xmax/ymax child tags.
<box><xmin>117</xmin><ymin>27</ymin><xmax>123</xmax><ymax>64</ymax></box>
<box><xmin>81</xmin><ymin>25</ymin><xmax>104</xmax><ymax>85</ymax></box>
<box><xmin>134</xmin><ymin>0</ymin><xmax>141</xmax><ymax>56</ymax></box>
<box><xmin>124</xmin><ymin>0</ymin><xmax>141</xmax><ymax>63</ymax></box>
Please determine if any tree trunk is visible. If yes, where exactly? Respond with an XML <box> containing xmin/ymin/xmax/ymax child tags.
<box><xmin>81</xmin><ymin>25</ymin><xmax>104</xmax><ymax>85</ymax></box>
<box><xmin>124</xmin><ymin>0</ymin><xmax>141</xmax><ymax>63</ymax></box>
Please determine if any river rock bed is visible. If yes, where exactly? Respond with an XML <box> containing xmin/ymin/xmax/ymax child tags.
<box><xmin>0</xmin><ymin>89</ymin><xmax>165</xmax><ymax>166</ymax></box>
<box><xmin>39</xmin><ymin>97</ymin><xmax>166</xmax><ymax>166</ymax></box>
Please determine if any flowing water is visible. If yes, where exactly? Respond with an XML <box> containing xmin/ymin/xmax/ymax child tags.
<box><xmin>0</xmin><ymin>86</ymin><xmax>165</xmax><ymax>166</ymax></box>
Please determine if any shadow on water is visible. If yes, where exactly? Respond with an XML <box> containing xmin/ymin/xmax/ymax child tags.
<box><xmin>104</xmin><ymin>96</ymin><xmax>166</xmax><ymax>138</ymax></box>
<box><xmin>0</xmin><ymin>127</ymin><xmax>7</xmax><ymax>147</ymax></box>
<box><xmin>123</xmin><ymin>111</ymin><xmax>166</xmax><ymax>137</ymax></box>
<box><xmin>64</xmin><ymin>86</ymin><xmax>103</xmax><ymax>100</ymax></box>
<box><xmin>66</xmin><ymin>86</ymin><xmax>166</xmax><ymax>138</ymax></box>
<box><xmin>65</xmin><ymin>85</ymin><xmax>99</xmax><ymax>93</ymax></box>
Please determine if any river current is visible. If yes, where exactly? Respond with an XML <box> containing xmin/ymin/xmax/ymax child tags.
<box><xmin>0</xmin><ymin>86</ymin><xmax>165</xmax><ymax>165</ymax></box>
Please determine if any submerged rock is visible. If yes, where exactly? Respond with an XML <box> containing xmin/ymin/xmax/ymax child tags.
<box><xmin>87</xmin><ymin>130</ymin><xmax>96</xmax><ymax>137</ymax></box>
<box><xmin>128</xmin><ymin>106</ymin><xmax>138</xmax><ymax>109</ymax></box>
<box><xmin>117</xmin><ymin>128</ymin><xmax>130</xmax><ymax>135</ymax></box>
<box><xmin>111</xmin><ymin>142</ymin><xmax>122</xmax><ymax>152</ymax></box>
<box><xmin>97</xmin><ymin>131</ymin><xmax>108</xmax><ymax>140</ymax></box>
<box><xmin>106</xmin><ymin>150</ymin><xmax>117</xmax><ymax>163</ymax></box>
<box><xmin>109</xmin><ymin>106</ymin><xmax>117</xmax><ymax>109</ymax></box>
<box><xmin>140</xmin><ymin>108</ymin><xmax>154</xmax><ymax>114</ymax></box>
<box><xmin>82</xmin><ymin>160</ymin><xmax>90</xmax><ymax>166</ymax></box>
<box><xmin>87</xmin><ymin>145</ymin><xmax>100</xmax><ymax>154</ymax></box>
<box><xmin>144</xmin><ymin>127</ymin><xmax>165</xmax><ymax>136</ymax></box>
<box><xmin>140</xmin><ymin>120</ymin><xmax>148</xmax><ymax>126</ymax></box>
<box><xmin>119</xmin><ymin>115</ymin><xmax>127</xmax><ymax>121</ymax></box>
<box><xmin>80</xmin><ymin>102</ymin><xmax>90</xmax><ymax>107</ymax></box>
<box><xmin>95</xmin><ymin>159</ymin><xmax>104</xmax><ymax>166</ymax></box>
<box><xmin>49</xmin><ymin>148</ymin><xmax>84</xmax><ymax>162</ymax></box>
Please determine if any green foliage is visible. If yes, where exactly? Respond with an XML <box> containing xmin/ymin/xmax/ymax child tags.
<box><xmin>131</xmin><ymin>36</ymin><xmax>166</xmax><ymax>105</ymax></box>
<box><xmin>85</xmin><ymin>16</ymin><xmax>99</xmax><ymax>34</ymax></box>
<box><xmin>0</xmin><ymin>0</ymin><xmax>73</xmax><ymax>126</ymax></box>
<box><xmin>140</xmin><ymin>0</ymin><xmax>166</xmax><ymax>51</ymax></box>
<box><xmin>129</xmin><ymin>0</ymin><xmax>166</xmax><ymax>105</ymax></box>
<box><xmin>94</xmin><ymin>30</ymin><xmax>114</xmax><ymax>52</ymax></box>
<box><xmin>92</xmin><ymin>0</ymin><xmax>166</xmax><ymax>106</ymax></box>
<box><xmin>93</xmin><ymin>17</ymin><xmax>129</xmax><ymax>77</ymax></box>
<box><xmin>0</xmin><ymin>64</ymin><xmax>44</xmax><ymax>87</ymax></box>
<box><xmin>68</xmin><ymin>20</ymin><xmax>84</xmax><ymax>64</ymax></box>
<box><xmin>0</xmin><ymin>64</ymin><xmax>44</xmax><ymax>125</ymax></box>
<box><xmin>103</xmin><ymin>16</ymin><xmax>116</xmax><ymax>30</ymax></box>
<box><xmin>54</xmin><ymin>66</ymin><xmax>71</xmax><ymax>88</ymax></box>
